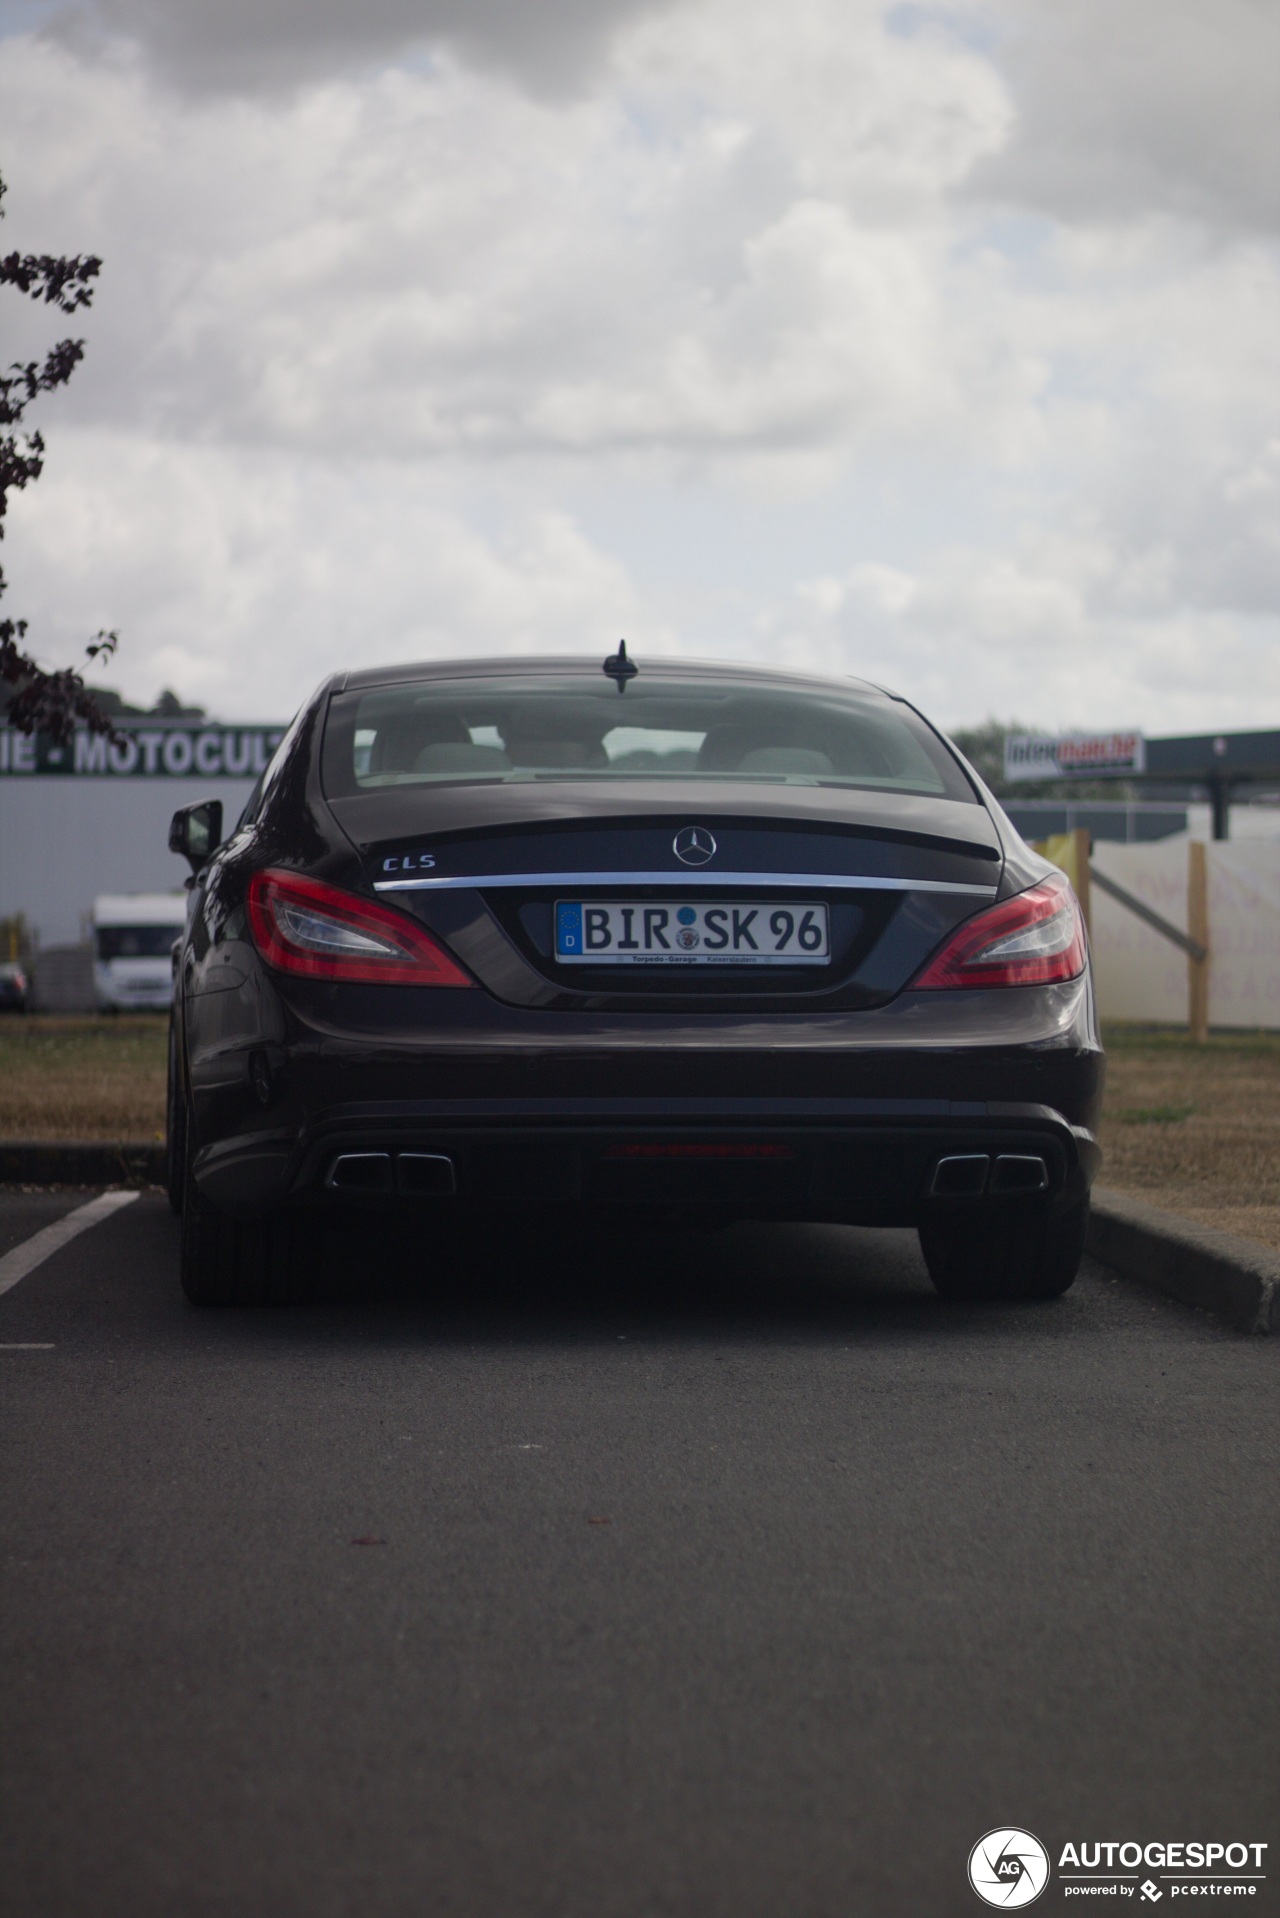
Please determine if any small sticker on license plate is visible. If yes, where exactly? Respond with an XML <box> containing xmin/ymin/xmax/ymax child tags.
<box><xmin>554</xmin><ymin>900</ymin><xmax>829</xmax><ymax>964</ymax></box>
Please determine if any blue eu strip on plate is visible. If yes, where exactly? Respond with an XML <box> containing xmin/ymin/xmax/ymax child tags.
<box><xmin>556</xmin><ymin>901</ymin><xmax>584</xmax><ymax>955</ymax></box>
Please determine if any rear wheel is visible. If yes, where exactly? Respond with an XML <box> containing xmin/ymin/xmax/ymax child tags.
<box><xmin>919</xmin><ymin>1195</ymin><xmax>1088</xmax><ymax>1303</ymax></box>
<box><xmin>180</xmin><ymin>1101</ymin><xmax>312</xmax><ymax>1306</ymax></box>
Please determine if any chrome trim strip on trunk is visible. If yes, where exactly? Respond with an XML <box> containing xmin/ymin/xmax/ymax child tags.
<box><xmin>374</xmin><ymin>870</ymin><xmax>998</xmax><ymax>896</ymax></box>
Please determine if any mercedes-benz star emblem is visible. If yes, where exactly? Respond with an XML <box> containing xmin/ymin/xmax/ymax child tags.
<box><xmin>673</xmin><ymin>826</ymin><xmax>717</xmax><ymax>867</ymax></box>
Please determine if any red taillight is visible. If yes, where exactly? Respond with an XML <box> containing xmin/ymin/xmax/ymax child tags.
<box><xmin>247</xmin><ymin>870</ymin><xmax>474</xmax><ymax>987</ymax></box>
<box><xmin>912</xmin><ymin>873</ymin><xmax>1087</xmax><ymax>990</ymax></box>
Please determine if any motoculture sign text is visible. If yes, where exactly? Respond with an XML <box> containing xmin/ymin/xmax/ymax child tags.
<box><xmin>0</xmin><ymin>724</ymin><xmax>285</xmax><ymax>778</ymax></box>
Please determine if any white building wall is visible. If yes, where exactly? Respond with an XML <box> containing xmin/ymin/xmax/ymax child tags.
<box><xmin>0</xmin><ymin>776</ymin><xmax>257</xmax><ymax>946</ymax></box>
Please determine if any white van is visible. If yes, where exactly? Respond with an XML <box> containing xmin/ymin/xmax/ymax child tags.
<box><xmin>93</xmin><ymin>894</ymin><xmax>188</xmax><ymax>1012</ymax></box>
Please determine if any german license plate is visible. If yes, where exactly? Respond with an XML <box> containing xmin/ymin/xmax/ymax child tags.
<box><xmin>554</xmin><ymin>900</ymin><xmax>829</xmax><ymax>965</ymax></box>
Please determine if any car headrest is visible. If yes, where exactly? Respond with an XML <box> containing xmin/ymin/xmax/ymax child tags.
<box><xmin>736</xmin><ymin>747</ymin><xmax>834</xmax><ymax>776</ymax></box>
<box><xmin>412</xmin><ymin>742</ymin><xmax>512</xmax><ymax>775</ymax></box>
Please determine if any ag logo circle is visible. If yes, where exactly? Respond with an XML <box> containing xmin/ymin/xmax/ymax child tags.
<box><xmin>968</xmin><ymin>1829</ymin><xmax>1050</xmax><ymax>1908</ymax></box>
<box><xmin>673</xmin><ymin>826</ymin><xmax>716</xmax><ymax>866</ymax></box>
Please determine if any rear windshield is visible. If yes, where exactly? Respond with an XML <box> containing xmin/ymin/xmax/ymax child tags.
<box><xmin>321</xmin><ymin>676</ymin><xmax>974</xmax><ymax>803</ymax></box>
<box><xmin>96</xmin><ymin>925</ymin><xmax>181</xmax><ymax>960</ymax></box>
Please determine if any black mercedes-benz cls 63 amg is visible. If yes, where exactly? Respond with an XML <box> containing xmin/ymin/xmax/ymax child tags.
<box><xmin>167</xmin><ymin>650</ymin><xmax>1102</xmax><ymax>1306</ymax></box>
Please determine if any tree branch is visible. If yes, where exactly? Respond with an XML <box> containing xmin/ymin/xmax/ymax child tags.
<box><xmin>0</xmin><ymin>169</ymin><xmax>116</xmax><ymax>740</ymax></box>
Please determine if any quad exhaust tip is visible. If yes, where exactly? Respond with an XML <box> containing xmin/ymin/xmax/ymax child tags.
<box><xmin>397</xmin><ymin>1152</ymin><xmax>457</xmax><ymax>1196</ymax></box>
<box><xmin>990</xmin><ymin>1153</ymin><xmax>1049</xmax><ymax>1194</ymax></box>
<box><xmin>326</xmin><ymin>1151</ymin><xmax>457</xmax><ymax>1196</ymax></box>
<box><xmin>327</xmin><ymin>1151</ymin><xmax>393</xmax><ymax>1193</ymax></box>
<box><xmin>930</xmin><ymin>1153</ymin><xmax>1049</xmax><ymax>1198</ymax></box>
<box><xmin>930</xmin><ymin>1154</ymin><xmax>989</xmax><ymax>1197</ymax></box>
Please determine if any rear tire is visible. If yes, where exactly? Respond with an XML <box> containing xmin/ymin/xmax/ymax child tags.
<box><xmin>180</xmin><ymin>1100</ymin><xmax>312</xmax><ymax>1306</ymax></box>
<box><xmin>919</xmin><ymin>1194</ymin><xmax>1088</xmax><ymax>1302</ymax></box>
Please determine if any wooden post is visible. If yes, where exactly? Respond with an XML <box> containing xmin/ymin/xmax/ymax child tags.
<box><xmin>1071</xmin><ymin>827</ymin><xmax>1092</xmax><ymax>940</ymax></box>
<box><xmin>1187</xmin><ymin>841</ymin><xmax>1209</xmax><ymax>1043</ymax></box>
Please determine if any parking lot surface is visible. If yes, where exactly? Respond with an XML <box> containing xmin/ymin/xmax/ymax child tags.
<box><xmin>2</xmin><ymin>1192</ymin><xmax>1276</xmax><ymax>1917</ymax></box>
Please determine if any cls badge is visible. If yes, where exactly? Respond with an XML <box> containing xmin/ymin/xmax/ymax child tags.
<box><xmin>673</xmin><ymin>826</ymin><xmax>716</xmax><ymax>867</ymax></box>
<box><xmin>382</xmin><ymin>850</ymin><xmax>436</xmax><ymax>873</ymax></box>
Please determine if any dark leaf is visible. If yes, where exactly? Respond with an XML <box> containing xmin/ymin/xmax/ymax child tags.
<box><xmin>0</xmin><ymin>252</ymin><xmax>101</xmax><ymax>314</ymax></box>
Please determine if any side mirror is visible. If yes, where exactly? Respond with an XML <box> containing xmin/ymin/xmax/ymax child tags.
<box><xmin>169</xmin><ymin>800</ymin><xmax>223</xmax><ymax>876</ymax></box>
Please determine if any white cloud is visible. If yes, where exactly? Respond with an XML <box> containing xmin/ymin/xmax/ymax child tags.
<box><xmin>0</xmin><ymin>30</ymin><xmax>1009</xmax><ymax>461</ymax></box>
<box><xmin>765</xmin><ymin>537</ymin><xmax>1280</xmax><ymax>733</ymax></box>
<box><xmin>56</xmin><ymin>0</ymin><xmax>689</xmax><ymax>94</ymax></box>
<box><xmin>0</xmin><ymin>0</ymin><xmax>1276</xmax><ymax>735</ymax></box>
<box><xmin>7</xmin><ymin>432</ymin><xmax>674</xmax><ymax>716</ymax></box>
<box><xmin>974</xmin><ymin>0</ymin><xmax>1280</xmax><ymax>235</ymax></box>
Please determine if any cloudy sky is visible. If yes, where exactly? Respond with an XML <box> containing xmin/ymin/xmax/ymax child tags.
<box><xmin>1</xmin><ymin>0</ymin><xmax>1276</xmax><ymax>729</ymax></box>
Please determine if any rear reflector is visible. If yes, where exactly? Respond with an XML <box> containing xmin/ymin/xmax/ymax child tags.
<box><xmin>248</xmin><ymin>870</ymin><xmax>474</xmax><ymax>987</ymax></box>
<box><xmin>604</xmin><ymin>1143</ymin><xmax>793</xmax><ymax>1159</ymax></box>
<box><xmin>912</xmin><ymin>872</ymin><xmax>1086</xmax><ymax>990</ymax></box>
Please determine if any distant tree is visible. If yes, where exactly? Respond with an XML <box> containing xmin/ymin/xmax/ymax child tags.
<box><xmin>0</xmin><ymin>167</ymin><xmax>118</xmax><ymax>741</ymax></box>
<box><xmin>950</xmin><ymin>719</ymin><xmax>1013</xmax><ymax>793</ymax></box>
<box><xmin>77</xmin><ymin>682</ymin><xmax>206</xmax><ymax>721</ymax></box>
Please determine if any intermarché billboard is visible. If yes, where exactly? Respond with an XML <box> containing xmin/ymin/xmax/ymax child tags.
<box><xmin>0</xmin><ymin>722</ymin><xmax>286</xmax><ymax>778</ymax></box>
<box><xmin>1003</xmin><ymin>731</ymin><xmax>1146</xmax><ymax>783</ymax></box>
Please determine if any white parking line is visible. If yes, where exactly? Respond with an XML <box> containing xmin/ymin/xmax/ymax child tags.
<box><xmin>0</xmin><ymin>1191</ymin><xmax>140</xmax><ymax>1298</ymax></box>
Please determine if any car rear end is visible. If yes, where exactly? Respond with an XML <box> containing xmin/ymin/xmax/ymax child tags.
<box><xmin>173</xmin><ymin>660</ymin><xmax>1102</xmax><ymax>1303</ymax></box>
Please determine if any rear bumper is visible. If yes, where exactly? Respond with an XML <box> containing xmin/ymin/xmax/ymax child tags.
<box><xmin>185</xmin><ymin>970</ymin><xmax>1104</xmax><ymax>1222</ymax></box>
<box><xmin>193</xmin><ymin>1095</ymin><xmax>1099</xmax><ymax>1225</ymax></box>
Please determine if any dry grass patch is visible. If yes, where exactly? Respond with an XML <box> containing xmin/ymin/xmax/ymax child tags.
<box><xmin>1100</xmin><ymin>1026</ymin><xmax>1280</xmax><ymax>1251</ymax></box>
<box><xmin>0</xmin><ymin>1016</ymin><xmax>167</xmax><ymax>1141</ymax></box>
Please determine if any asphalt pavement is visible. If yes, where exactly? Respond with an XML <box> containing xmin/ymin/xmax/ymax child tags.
<box><xmin>1</xmin><ymin>1191</ymin><xmax>1277</xmax><ymax>1918</ymax></box>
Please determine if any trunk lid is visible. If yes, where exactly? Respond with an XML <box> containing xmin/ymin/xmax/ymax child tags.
<box><xmin>327</xmin><ymin>781</ymin><xmax>1003</xmax><ymax>1008</ymax></box>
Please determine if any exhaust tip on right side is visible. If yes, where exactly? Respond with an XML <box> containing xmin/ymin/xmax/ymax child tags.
<box><xmin>990</xmin><ymin>1154</ymin><xmax>1049</xmax><ymax>1195</ymax></box>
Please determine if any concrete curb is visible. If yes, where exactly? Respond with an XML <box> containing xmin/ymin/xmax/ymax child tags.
<box><xmin>1088</xmin><ymin>1188</ymin><xmax>1280</xmax><ymax>1335</ymax></box>
<box><xmin>0</xmin><ymin>1140</ymin><xmax>165</xmax><ymax>1188</ymax></box>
